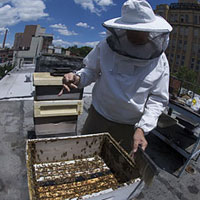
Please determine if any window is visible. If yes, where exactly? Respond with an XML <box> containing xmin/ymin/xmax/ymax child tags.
<box><xmin>193</xmin><ymin>15</ymin><xmax>198</xmax><ymax>24</ymax></box>
<box><xmin>180</xmin><ymin>27</ymin><xmax>184</xmax><ymax>35</ymax></box>
<box><xmin>184</xmin><ymin>27</ymin><xmax>189</xmax><ymax>36</ymax></box>
<box><xmin>180</xmin><ymin>15</ymin><xmax>184</xmax><ymax>23</ymax></box>
<box><xmin>172</xmin><ymin>40</ymin><xmax>176</xmax><ymax>48</ymax></box>
<box><xmin>194</xmin><ymin>29</ymin><xmax>199</xmax><ymax>36</ymax></box>
<box><xmin>170</xmin><ymin>14</ymin><xmax>174</xmax><ymax>22</ymax></box>
<box><xmin>178</xmin><ymin>40</ymin><xmax>182</xmax><ymax>48</ymax></box>
<box><xmin>192</xmin><ymin>44</ymin><xmax>198</xmax><ymax>52</ymax></box>
<box><xmin>191</xmin><ymin>57</ymin><xmax>195</xmax><ymax>69</ymax></box>
<box><xmin>185</xmin><ymin>15</ymin><xmax>189</xmax><ymax>23</ymax></box>
<box><xmin>176</xmin><ymin>55</ymin><xmax>180</xmax><ymax>65</ymax></box>
<box><xmin>172</xmin><ymin>26</ymin><xmax>177</xmax><ymax>34</ymax></box>
<box><xmin>174</xmin><ymin>14</ymin><xmax>178</xmax><ymax>22</ymax></box>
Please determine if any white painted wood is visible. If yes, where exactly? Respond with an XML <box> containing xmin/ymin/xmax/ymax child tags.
<box><xmin>33</xmin><ymin>72</ymin><xmax>63</xmax><ymax>86</ymax></box>
<box><xmin>34</xmin><ymin>100</ymin><xmax>83</xmax><ymax>117</ymax></box>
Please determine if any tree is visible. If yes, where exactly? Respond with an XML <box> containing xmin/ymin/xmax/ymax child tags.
<box><xmin>67</xmin><ymin>45</ymin><xmax>92</xmax><ymax>57</ymax></box>
<box><xmin>78</xmin><ymin>46</ymin><xmax>92</xmax><ymax>57</ymax></box>
<box><xmin>172</xmin><ymin>66</ymin><xmax>200</xmax><ymax>94</ymax></box>
<box><xmin>0</xmin><ymin>63</ymin><xmax>14</xmax><ymax>79</ymax></box>
<box><xmin>174</xmin><ymin>67</ymin><xmax>197</xmax><ymax>84</ymax></box>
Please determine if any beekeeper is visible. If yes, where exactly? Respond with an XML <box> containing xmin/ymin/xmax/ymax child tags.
<box><xmin>60</xmin><ymin>0</ymin><xmax>172</xmax><ymax>153</ymax></box>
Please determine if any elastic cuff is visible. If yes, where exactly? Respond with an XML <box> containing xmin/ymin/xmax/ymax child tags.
<box><xmin>134</xmin><ymin>124</ymin><xmax>149</xmax><ymax>135</ymax></box>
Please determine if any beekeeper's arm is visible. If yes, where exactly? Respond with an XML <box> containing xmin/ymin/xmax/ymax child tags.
<box><xmin>133</xmin><ymin>63</ymin><xmax>169</xmax><ymax>152</ymax></box>
<box><xmin>59</xmin><ymin>43</ymin><xmax>101</xmax><ymax>94</ymax></box>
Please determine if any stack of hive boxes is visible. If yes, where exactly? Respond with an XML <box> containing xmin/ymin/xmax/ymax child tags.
<box><xmin>33</xmin><ymin>72</ymin><xmax>83</xmax><ymax>137</ymax></box>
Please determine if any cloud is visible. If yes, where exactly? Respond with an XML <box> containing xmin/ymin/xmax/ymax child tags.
<box><xmin>96</xmin><ymin>0</ymin><xmax>114</xmax><ymax>7</ymax></box>
<box><xmin>53</xmin><ymin>39</ymin><xmax>99</xmax><ymax>48</ymax></box>
<box><xmin>0</xmin><ymin>0</ymin><xmax>48</xmax><ymax>28</ymax></box>
<box><xmin>0</xmin><ymin>27</ymin><xmax>8</xmax><ymax>35</ymax></box>
<box><xmin>76</xmin><ymin>22</ymin><xmax>89</xmax><ymax>28</ymax></box>
<box><xmin>76</xmin><ymin>22</ymin><xmax>94</xmax><ymax>30</ymax></box>
<box><xmin>74</xmin><ymin>0</ymin><xmax>114</xmax><ymax>15</ymax></box>
<box><xmin>99</xmin><ymin>31</ymin><xmax>106</xmax><ymax>37</ymax></box>
<box><xmin>50</xmin><ymin>24</ymin><xmax>66</xmax><ymax>29</ymax></box>
<box><xmin>0</xmin><ymin>42</ymin><xmax>11</xmax><ymax>48</ymax></box>
<box><xmin>50</xmin><ymin>23</ymin><xmax>78</xmax><ymax>36</ymax></box>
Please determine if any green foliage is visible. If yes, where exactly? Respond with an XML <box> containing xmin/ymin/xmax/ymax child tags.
<box><xmin>0</xmin><ymin>64</ymin><xmax>14</xmax><ymax>79</ymax></box>
<box><xmin>172</xmin><ymin>66</ymin><xmax>200</xmax><ymax>95</ymax></box>
<box><xmin>67</xmin><ymin>45</ymin><xmax>92</xmax><ymax>57</ymax></box>
<box><xmin>174</xmin><ymin>67</ymin><xmax>197</xmax><ymax>84</ymax></box>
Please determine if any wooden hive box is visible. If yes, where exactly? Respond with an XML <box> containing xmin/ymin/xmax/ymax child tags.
<box><xmin>34</xmin><ymin>100</ymin><xmax>83</xmax><ymax>137</ymax></box>
<box><xmin>26</xmin><ymin>133</ymin><xmax>158</xmax><ymax>200</ymax></box>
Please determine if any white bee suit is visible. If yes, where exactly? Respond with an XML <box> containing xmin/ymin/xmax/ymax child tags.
<box><xmin>76</xmin><ymin>39</ymin><xmax>170</xmax><ymax>134</ymax></box>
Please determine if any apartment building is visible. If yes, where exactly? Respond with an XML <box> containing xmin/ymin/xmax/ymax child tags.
<box><xmin>155</xmin><ymin>0</ymin><xmax>200</xmax><ymax>82</ymax></box>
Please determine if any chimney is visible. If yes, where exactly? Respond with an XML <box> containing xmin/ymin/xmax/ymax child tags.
<box><xmin>2</xmin><ymin>29</ymin><xmax>8</xmax><ymax>49</ymax></box>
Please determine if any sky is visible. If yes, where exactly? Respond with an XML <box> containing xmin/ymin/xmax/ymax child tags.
<box><xmin>0</xmin><ymin>0</ymin><xmax>178</xmax><ymax>48</ymax></box>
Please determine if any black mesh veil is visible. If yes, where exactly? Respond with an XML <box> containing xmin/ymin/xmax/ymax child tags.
<box><xmin>104</xmin><ymin>26</ymin><xmax>170</xmax><ymax>60</ymax></box>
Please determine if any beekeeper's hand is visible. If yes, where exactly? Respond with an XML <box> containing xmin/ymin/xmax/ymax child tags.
<box><xmin>133</xmin><ymin>128</ymin><xmax>148</xmax><ymax>153</ymax></box>
<box><xmin>58</xmin><ymin>72</ymin><xmax>80</xmax><ymax>96</ymax></box>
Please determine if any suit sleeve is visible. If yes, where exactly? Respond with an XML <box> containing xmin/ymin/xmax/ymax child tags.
<box><xmin>135</xmin><ymin>57</ymin><xmax>170</xmax><ymax>134</ymax></box>
<box><xmin>76</xmin><ymin>43</ymin><xmax>101</xmax><ymax>88</ymax></box>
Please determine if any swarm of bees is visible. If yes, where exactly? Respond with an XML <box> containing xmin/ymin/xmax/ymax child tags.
<box><xmin>33</xmin><ymin>156</ymin><xmax>119</xmax><ymax>199</ymax></box>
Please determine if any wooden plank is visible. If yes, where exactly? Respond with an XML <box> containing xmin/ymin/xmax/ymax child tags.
<box><xmin>34</xmin><ymin>100</ymin><xmax>83</xmax><ymax>118</ymax></box>
<box><xmin>33</xmin><ymin>72</ymin><xmax>63</xmax><ymax>86</ymax></box>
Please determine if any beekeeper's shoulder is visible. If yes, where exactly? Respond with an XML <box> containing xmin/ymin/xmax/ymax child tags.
<box><xmin>157</xmin><ymin>53</ymin><xmax>170</xmax><ymax>73</ymax></box>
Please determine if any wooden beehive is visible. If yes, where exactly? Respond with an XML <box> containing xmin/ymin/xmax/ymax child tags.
<box><xmin>26</xmin><ymin>133</ymin><xmax>157</xmax><ymax>200</ymax></box>
<box><xmin>33</xmin><ymin>72</ymin><xmax>83</xmax><ymax>101</ymax></box>
<box><xmin>33</xmin><ymin>72</ymin><xmax>83</xmax><ymax>137</ymax></box>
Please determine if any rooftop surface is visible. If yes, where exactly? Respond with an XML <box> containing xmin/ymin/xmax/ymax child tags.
<box><xmin>0</xmin><ymin>64</ymin><xmax>35</xmax><ymax>101</ymax></box>
<box><xmin>0</xmin><ymin>65</ymin><xmax>199</xmax><ymax>200</ymax></box>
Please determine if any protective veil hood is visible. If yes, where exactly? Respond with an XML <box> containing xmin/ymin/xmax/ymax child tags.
<box><xmin>104</xmin><ymin>27</ymin><xmax>170</xmax><ymax>60</ymax></box>
<box><xmin>102</xmin><ymin>0</ymin><xmax>172</xmax><ymax>60</ymax></box>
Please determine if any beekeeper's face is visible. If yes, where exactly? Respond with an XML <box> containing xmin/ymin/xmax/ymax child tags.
<box><xmin>126</xmin><ymin>30</ymin><xmax>149</xmax><ymax>45</ymax></box>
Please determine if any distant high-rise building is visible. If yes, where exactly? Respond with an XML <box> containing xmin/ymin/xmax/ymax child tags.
<box><xmin>21</xmin><ymin>25</ymin><xmax>38</xmax><ymax>50</ymax></box>
<box><xmin>13</xmin><ymin>25</ymin><xmax>53</xmax><ymax>52</ymax></box>
<box><xmin>155</xmin><ymin>0</ymin><xmax>200</xmax><ymax>83</ymax></box>
<box><xmin>13</xmin><ymin>25</ymin><xmax>53</xmax><ymax>66</ymax></box>
<box><xmin>13</xmin><ymin>33</ymin><xmax>24</xmax><ymax>50</ymax></box>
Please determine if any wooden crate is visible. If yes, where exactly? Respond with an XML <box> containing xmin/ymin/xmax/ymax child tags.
<box><xmin>34</xmin><ymin>100</ymin><xmax>83</xmax><ymax>118</ymax></box>
<box><xmin>34</xmin><ymin>116</ymin><xmax>77</xmax><ymax>137</ymax></box>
